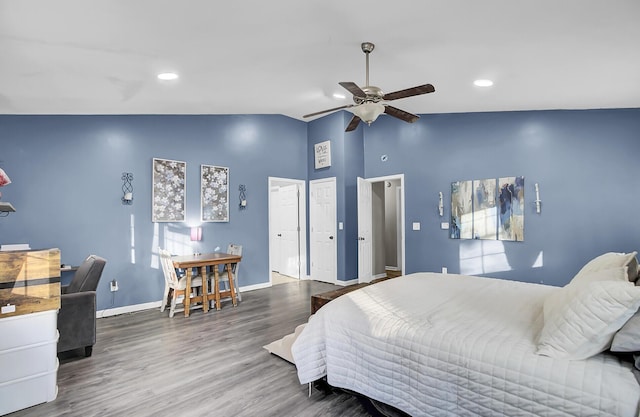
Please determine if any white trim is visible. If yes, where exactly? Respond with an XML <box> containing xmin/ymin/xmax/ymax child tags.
<box><xmin>385</xmin><ymin>266</ymin><xmax>401</xmax><ymax>271</ymax></box>
<box><xmin>97</xmin><ymin>301</ymin><xmax>161</xmax><ymax>318</ymax></box>
<box><xmin>97</xmin><ymin>283</ymin><xmax>272</xmax><ymax>318</ymax></box>
<box><xmin>336</xmin><ymin>278</ymin><xmax>358</xmax><ymax>286</ymax></box>
<box><xmin>240</xmin><ymin>282</ymin><xmax>271</xmax><ymax>292</ymax></box>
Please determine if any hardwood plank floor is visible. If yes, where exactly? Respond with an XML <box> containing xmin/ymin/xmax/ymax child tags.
<box><xmin>8</xmin><ymin>281</ymin><xmax>371</xmax><ymax>417</ymax></box>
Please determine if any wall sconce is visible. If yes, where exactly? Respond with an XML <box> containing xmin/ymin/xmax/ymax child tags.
<box><xmin>534</xmin><ymin>183</ymin><xmax>542</xmax><ymax>214</ymax></box>
<box><xmin>190</xmin><ymin>227</ymin><xmax>202</xmax><ymax>241</ymax></box>
<box><xmin>239</xmin><ymin>184</ymin><xmax>247</xmax><ymax>209</ymax></box>
<box><xmin>121</xmin><ymin>172</ymin><xmax>133</xmax><ymax>205</ymax></box>
<box><xmin>438</xmin><ymin>192</ymin><xmax>444</xmax><ymax>217</ymax></box>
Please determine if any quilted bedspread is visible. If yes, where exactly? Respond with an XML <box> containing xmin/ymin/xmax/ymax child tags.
<box><xmin>291</xmin><ymin>273</ymin><xmax>640</xmax><ymax>416</ymax></box>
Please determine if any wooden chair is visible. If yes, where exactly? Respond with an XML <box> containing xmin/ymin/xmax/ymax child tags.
<box><xmin>159</xmin><ymin>248</ymin><xmax>204</xmax><ymax>317</ymax></box>
<box><xmin>210</xmin><ymin>243</ymin><xmax>243</xmax><ymax>303</ymax></box>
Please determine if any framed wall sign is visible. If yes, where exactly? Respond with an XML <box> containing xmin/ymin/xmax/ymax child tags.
<box><xmin>152</xmin><ymin>158</ymin><xmax>186</xmax><ymax>222</ymax></box>
<box><xmin>314</xmin><ymin>140</ymin><xmax>331</xmax><ymax>169</ymax></box>
<box><xmin>201</xmin><ymin>165</ymin><xmax>229</xmax><ymax>222</ymax></box>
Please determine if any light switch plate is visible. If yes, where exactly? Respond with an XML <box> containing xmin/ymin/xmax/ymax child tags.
<box><xmin>338</xmin><ymin>222</ymin><xmax>343</xmax><ymax>230</ymax></box>
<box><xmin>412</xmin><ymin>222</ymin><xmax>421</xmax><ymax>231</ymax></box>
<box><xmin>1</xmin><ymin>304</ymin><xmax>16</xmax><ymax>314</ymax></box>
<box><xmin>441</xmin><ymin>222</ymin><xmax>449</xmax><ymax>230</ymax></box>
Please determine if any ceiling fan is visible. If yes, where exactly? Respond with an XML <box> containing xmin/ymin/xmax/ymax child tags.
<box><xmin>303</xmin><ymin>42</ymin><xmax>435</xmax><ymax>132</ymax></box>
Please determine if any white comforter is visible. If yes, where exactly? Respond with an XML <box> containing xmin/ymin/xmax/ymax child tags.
<box><xmin>292</xmin><ymin>273</ymin><xmax>640</xmax><ymax>416</ymax></box>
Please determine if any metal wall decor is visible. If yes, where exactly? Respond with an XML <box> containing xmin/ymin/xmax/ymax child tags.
<box><xmin>121</xmin><ymin>172</ymin><xmax>133</xmax><ymax>205</ymax></box>
<box><xmin>152</xmin><ymin>158</ymin><xmax>186</xmax><ymax>222</ymax></box>
<box><xmin>201</xmin><ymin>165</ymin><xmax>229</xmax><ymax>222</ymax></box>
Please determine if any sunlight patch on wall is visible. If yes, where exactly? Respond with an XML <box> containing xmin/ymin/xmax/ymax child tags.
<box><xmin>130</xmin><ymin>214</ymin><xmax>136</xmax><ymax>264</ymax></box>
<box><xmin>532</xmin><ymin>251</ymin><xmax>544</xmax><ymax>268</ymax></box>
<box><xmin>459</xmin><ymin>240</ymin><xmax>512</xmax><ymax>275</ymax></box>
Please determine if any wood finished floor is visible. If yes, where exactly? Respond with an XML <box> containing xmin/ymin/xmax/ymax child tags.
<box><xmin>8</xmin><ymin>280</ymin><xmax>371</xmax><ymax>417</ymax></box>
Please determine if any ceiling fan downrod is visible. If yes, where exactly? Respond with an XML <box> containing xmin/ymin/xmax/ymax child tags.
<box><xmin>361</xmin><ymin>42</ymin><xmax>375</xmax><ymax>87</ymax></box>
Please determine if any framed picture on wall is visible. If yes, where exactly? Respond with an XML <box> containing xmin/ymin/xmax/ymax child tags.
<box><xmin>201</xmin><ymin>165</ymin><xmax>229</xmax><ymax>222</ymax></box>
<box><xmin>314</xmin><ymin>140</ymin><xmax>331</xmax><ymax>169</ymax></box>
<box><xmin>152</xmin><ymin>158</ymin><xmax>186</xmax><ymax>222</ymax></box>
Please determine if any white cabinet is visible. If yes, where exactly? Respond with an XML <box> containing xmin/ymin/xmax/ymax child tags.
<box><xmin>0</xmin><ymin>310</ymin><xmax>59</xmax><ymax>415</ymax></box>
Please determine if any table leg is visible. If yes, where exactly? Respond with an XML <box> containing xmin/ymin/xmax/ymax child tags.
<box><xmin>214</xmin><ymin>268</ymin><xmax>221</xmax><ymax>310</ymax></box>
<box><xmin>226</xmin><ymin>263</ymin><xmax>237</xmax><ymax>307</ymax></box>
<box><xmin>184</xmin><ymin>268</ymin><xmax>192</xmax><ymax>317</ymax></box>
<box><xmin>201</xmin><ymin>266</ymin><xmax>209</xmax><ymax>313</ymax></box>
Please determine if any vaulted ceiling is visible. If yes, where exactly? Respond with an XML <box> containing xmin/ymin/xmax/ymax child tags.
<box><xmin>2</xmin><ymin>0</ymin><xmax>639</xmax><ymax>121</ymax></box>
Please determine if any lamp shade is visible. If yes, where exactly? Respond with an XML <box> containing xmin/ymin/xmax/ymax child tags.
<box><xmin>353</xmin><ymin>102</ymin><xmax>385</xmax><ymax>124</ymax></box>
<box><xmin>190</xmin><ymin>227</ymin><xmax>202</xmax><ymax>241</ymax></box>
<box><xmin>0</xmin><ymin>168</ymin><xmax>11</xmax><ymax>187</ymax></box>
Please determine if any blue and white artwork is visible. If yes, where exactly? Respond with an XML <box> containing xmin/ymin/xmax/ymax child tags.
<box><xmin>152</xmin><ymin>158</ymin><xmax>186</xmax><ymax>222</ymax></box>
<box><xmin>498</xmin><ymin>176</ymin><xmax>525</xmax><ymax>241</ymax></box>
<box><xmin>472</xmin><ymin>178</ymin><xmax>498</xmax><ymax>240</ymax></box>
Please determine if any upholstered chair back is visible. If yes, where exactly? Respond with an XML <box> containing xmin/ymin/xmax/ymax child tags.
<box><xmin>65</xmin><ymin>255</ymin><xmax>107</xmax><ymax>294</ymax></box>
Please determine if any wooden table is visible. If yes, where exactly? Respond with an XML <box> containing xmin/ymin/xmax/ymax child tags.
<box><xmin>171</xmin><ymin>252</ymin><xmax>241</xmax><ymax>317</ymax></box>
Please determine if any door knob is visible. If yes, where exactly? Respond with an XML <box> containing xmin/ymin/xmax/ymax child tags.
<box><xmin>358</xmin><ymin>237</ymin><xmax>365</xmax><ymax>241</ymax></box>
<box><xmin>329</xmin><ymin>236</ymin><xmax>334</xmax><ymax>240</ymax></box>
<box><xmin>277</xmin><ymin>234</ymin><xmax>282</xmax><ymax>237</ymax></box>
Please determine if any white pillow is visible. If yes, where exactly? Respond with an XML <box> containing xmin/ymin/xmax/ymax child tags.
<box><xmin>573</xmin><ymin>252</ymin><xmax>638</xmax><ymax>283</ymax></box>
<box><xmin>537</xmin><ymin>267</ymin><xmax>640</xmax><ymax>360</ymax></box>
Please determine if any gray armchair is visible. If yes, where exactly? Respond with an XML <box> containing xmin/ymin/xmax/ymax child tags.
<box><xmin>57</xmin><ymin>254</ymin><xmax>106</xmax><ymax>357</ymax></box>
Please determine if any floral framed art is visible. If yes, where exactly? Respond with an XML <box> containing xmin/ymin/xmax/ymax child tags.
<box><xmin>201</xmin><ymin>165</ymin><xmax>229</xmax><ymax>222</ymax></box>
<box><xmin>152</xmin><ymin>158</ymin><xmax>186</xmax><ymax>222</ymax></box>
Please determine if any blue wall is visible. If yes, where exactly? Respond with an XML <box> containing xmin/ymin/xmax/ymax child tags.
<box><xmin>1</xmin><ymin>108</ymin><xmax>639</xmax><ymax>310</ymax></box>
<box><xmin>0</xmin><ymin>115</ymin><xmax>307</xmax><ymax>310</ymax></box>
<box><xmin>363</xmin><ymin>108</ymin><xmax>640</xmax><ymax>286</ymax></box>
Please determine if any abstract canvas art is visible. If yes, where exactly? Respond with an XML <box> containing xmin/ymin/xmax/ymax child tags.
<box><xmin>201</xmin><ymin>165</ymin><xmax>229</xmax><ymax>222</ymax></box>
<box><xmin>451</xmin><ymin>176</ymin><xmax>525</xmax><ymax>241</ymax></box>
<box><xmin>152</xmin><ymin>158</ymin><xmax>186</xmax><ymax>222</ymax></box>
<box><xmin>472</xmin><ymin>178</ymin><xmax>498</xmax><ymax>240</ymax></box>
<box><xmin>450</xmin><ymin>180</ymin><xmax>473</xmax><ymax>239</ymax></box>
<box><xmin>498</xmin><ymin>176</ymin><xmax>525</xmax><ymax>241</ymax></box>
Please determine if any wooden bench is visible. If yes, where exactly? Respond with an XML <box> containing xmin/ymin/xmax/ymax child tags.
<box><xmin>311</xmin><ymin>277</ymin><xmax>391</xmax><ymax>315</ymax></box>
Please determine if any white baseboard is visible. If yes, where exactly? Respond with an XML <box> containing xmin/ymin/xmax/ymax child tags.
<box><xmin>373</xmin><ymin>272</ymin><xmax>387</xmax><ymax>279</ymax></box>
<box><xmin>241</xmin><ymin>282</ymin><xmax>271</xmax><ymax>292</ymax></box>
<box><xmin>336</xmin><ymin>278</ymin><xmax>358</xmax><ymax>286</ymax></box>
<box><xmin>96</xmin><ymin>284</ymin><xmax>272</xmax><ymax>318</ymax></box>
<box><xmin>385</xmin><ymin>266</ymin><xmax>400</xmax><ymax>271</ymax></box>
<box><xmin>97</xmin><ymin>301</ymin><xmax>161</xmax><ymax>318</ymax></box>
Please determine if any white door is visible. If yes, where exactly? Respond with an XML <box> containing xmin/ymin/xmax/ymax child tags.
<box><xmin>268</xmin><ymin>177</ymin><xmax>307</xmax><ymax>283</ymax></box>
<box><xmin>279</xmin><ymin>184</ymin><xmax>301</xmax><ymax>278</ymax></box>
<box><xmin>310</xmin><ymin>178</ymin><xmax>337</xmax><ymax>284</ymax></box>
<box><xmin>357</xmin><ymin>177</ymin><xmax>373</xmax><ymax>283</ymax></box>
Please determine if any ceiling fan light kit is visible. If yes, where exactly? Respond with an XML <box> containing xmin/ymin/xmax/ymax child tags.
<box><xmin>352</xmin><ymin>102</ymin><xmax>385</xmax><ymax>125</ymax></box>
<box><xmin>304</xmin><ymin>42</ymin><xmax>435</xmax><ymax>132</ymax></box>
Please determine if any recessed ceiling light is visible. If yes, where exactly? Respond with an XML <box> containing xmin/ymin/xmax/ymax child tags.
<box><xmin>333</xmin><ymin>93</ymin><xmax>346</xmax><ymax>99</ymax></box>
<box><xmin>474</xmin><ymin>79</ymin><xmax>493</xmax><ymax>87</ymax></box>
<box><xmin>157</xmin><ymin>72</ymin><xmax>179</xmax><ymax>81</ymax></box>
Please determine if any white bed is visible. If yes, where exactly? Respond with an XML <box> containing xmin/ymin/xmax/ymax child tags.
<box><xmin>292</xmin><ymin>271</ymin><xmax>640</xmax><ymax>416</ymax></box>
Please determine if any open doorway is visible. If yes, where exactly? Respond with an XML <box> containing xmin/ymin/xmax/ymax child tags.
<box><xmin>268</xmin><ymin>177</ymin><xmax>307</xmax><ymax>286</ymax></box>
<box><xmin>358</xmin><ymin>174</ymin><xmax>404</xmax><ymax>283</ymax></box>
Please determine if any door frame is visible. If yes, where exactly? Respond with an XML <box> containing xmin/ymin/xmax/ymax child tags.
<box><xmin>359</xmin><ymin>174</ymin><xmax>405</xmax><ymax>277</ymax></box>
<box><xmin>268</xmin><ymin>177</ymin><xmax>307</xmax><ymax>284</ymax></box>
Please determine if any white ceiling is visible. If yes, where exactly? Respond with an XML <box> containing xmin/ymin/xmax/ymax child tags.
<box><xmin>1</xmin><ymin>0</ymin><xmax>639</xmax><ymax>121</ymax></box>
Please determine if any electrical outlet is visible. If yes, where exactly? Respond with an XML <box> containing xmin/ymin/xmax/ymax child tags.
<box><xmin>110</xmin><ymin>280</ymin><xmax>118</xmax><ymax>292</ymax></box>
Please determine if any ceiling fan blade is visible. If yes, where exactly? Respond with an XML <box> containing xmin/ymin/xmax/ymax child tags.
<box><xmin>339</xmin><ymin>82</ymin><xmax>366</xmax><ymax>98</ymax></box>
<box><xmin>345</xmin><ymin>115</ymin><xmax>361</xmax><ymax>132</ymax></box>
<box><xmin>384</xmin><ymin>105</ymin><xmax>420</xmax><ymax>123</ymax></box>
<box><xmin>303</xmin><ymin>104</ymin><xmax>354</xmax><ymax>118</ymax></box>
<box><xmin>383</xmin><ymin>84</ymin><xmax>435</xmax><ymax>101</ymax></box>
